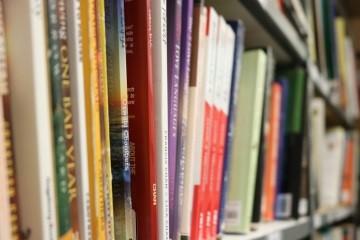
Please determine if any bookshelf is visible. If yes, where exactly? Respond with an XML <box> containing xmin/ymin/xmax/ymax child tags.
<box><xmin>221</xmin><ymin>206</ymin><xmax>354</xmax><ymax>240</ymax></box>
<box><xmin>206</xmin><ymin>0</ymin><xmax>307</xmax><ymax>63</ymax></box>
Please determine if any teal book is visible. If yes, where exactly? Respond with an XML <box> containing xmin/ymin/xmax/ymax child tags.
<box><xmin>223</xmin><ymin>49</ymin><xmax>267</xmax><ymax>234</ymax></box>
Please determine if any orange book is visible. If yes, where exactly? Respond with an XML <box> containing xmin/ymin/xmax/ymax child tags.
<box><xmin>262</xmin><ymin>82</ymin><xmax>282</xmax><ymax>221</ymax></box>
<box><xmin>341</xmin><ymin>138</ymin><xmax>354</xmax><ymax>205</ymax></box>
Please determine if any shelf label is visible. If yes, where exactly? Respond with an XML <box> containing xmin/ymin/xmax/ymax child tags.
<box><xmin>267</xmin><ymin>231</ymin><xmax>282</xmax><ymax>240</ymax></box>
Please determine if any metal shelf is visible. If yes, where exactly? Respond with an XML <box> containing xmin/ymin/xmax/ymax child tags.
<box><xmin>206</xmin><ymin>0</ymin><xmax>307</xmax><ymax>63</ymax></box>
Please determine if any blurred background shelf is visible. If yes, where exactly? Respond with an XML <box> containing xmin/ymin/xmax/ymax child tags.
<box><xmin>206</xmin><ymin>0</ymin><xmax>307</xmax><ymax>63</ymax></box>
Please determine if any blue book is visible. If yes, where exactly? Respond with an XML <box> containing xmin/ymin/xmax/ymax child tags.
<box><xmin>217</xmin><ymin>20</ymin><xmax>245</xmax><ymax>233</ymax></box>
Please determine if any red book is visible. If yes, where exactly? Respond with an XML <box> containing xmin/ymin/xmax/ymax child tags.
<box><xmin>124</xmin><ymin>1</ymin><xmax>158</xmax><ymax>239</ymax></box>
<box><xmin>262</xmin><ymin>82</ymin><xmax>282</xmax><ymax>221</ymax></box>
<box><xmin>191</xmin><ymin>7</ymin><xmax>218</xmax><ymax>240</ymax></box>
<box><xmin>341</xmin><ymin>138</ymin><xmax>354</xmax><ymax>205</ymax></box>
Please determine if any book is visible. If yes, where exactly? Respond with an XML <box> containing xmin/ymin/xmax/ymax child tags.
<box><xmin>191</xmin><ymin>7</ymin><xmax>218</xmax><ymax>240</ymax></box>
<box><xmin>218</xmin><ymin>20</ymin><xmax>245</xmax><ymax>233</ymax></box>
<box><xmin>224</xmin><ymin>49</ymin><xmax>267</xmax><ymax>234</ymax></box>
<box><xmin>57</xmin><ymin>0</ymin><xmax>80</xmax><ymax>238</ymax></box>
<box><xmin>105</xmin><ymin>0</ymin><xmax>135</xmax><ymax>239</ymax></box>
<box><xmin>95</xmin><ymin>0</ymin><xmax>114</xmax><ymax>238</ymax></box>
<box><xmin>0</xmin><ymin>0</ymin><xmax>21</xmax><ymax>237</ymax></box>
<box><xmin>283</xmin><ymin>0</ymin><xmax>309</xmax><ymax>37</ymax></box>
<box><xmin>124</xmin><ymin>1</ymin><xmax>158</xmax><ymax>239</ymax></box>
<box><xmin>173</xmin><ymin>0</ymin><xmax>193</xmax><ymax>238</ymax></box>
<box><xmin>66</xmin><ymin>0</ymin><xmax>92</xmax><ymax>239</ymax></box>
<box><xmin>313</xmin><ymin>0</ymin><xmax>328</xmax><ymax>77</ymax></box>
<box><xmin>262</xmin><ymin>82</ymin><xmax>282</xmax><ymax>221</ymax></box>
<box><xmin>276</xmin><ymin>68</ymin><xmax>306</xmax><ymax>219</ymax></box>
<box><xmin>46</xmin><ymin>0</ymin><xmax>72</xmax><ymax>238</ymax></box>
<box><xmin>252</xmin><ymin>47</ymin><xmax>275</xmax><ymax>223</ymax></box>
<box><xmin>341</xmin><ymin>137</ymin><xmax>354</xmax><ymax>205</ymax></box>
<box><xmin>4</xmin><ymin>0</ymin><xmax>58</xmax><ymax>238</ymax></box>
<box><xmin>180</xmin><ymin>4</ymin><xmax>207</xmax><ymax>239</ymax></box>
<box><xmin>150</xmin><ymin>0</ymin><xmax>170</xmax><ymax>238</ymax></box>
<box><xmin>167</xmin><ymin>0</ymin><xmax>182</xmax><ymax>234</ymax></box>
<box><xmin>210</xmin><ymin>22</ymin><xmax>235</xmax><ymax>239</ymax></box>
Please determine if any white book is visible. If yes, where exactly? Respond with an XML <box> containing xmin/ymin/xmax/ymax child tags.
<box><xmin>4</xmin><ymin>0</ymin><xmax>58</xmax><ymax>239</ymax></box>
<box><xmin>321</xmin><ymin>127</ymin><xmax>346</xmax><ymax>208</ymax></box>
<box><xmin>0</xmin><ymin>98</ymin><xmax>11</xmax><ymax>240</ymax></box>
<box><xmin>67</xmin><ymin>0</ymin><xmax>91</xmax><ymax>239</ymax></box>
<box><xmin>180</xmin><ymin>6</ymin><xmax>207</xmax><ymax>238</ymax></box>
<box><xmin>151</xmin><ymin>0</ymin><xmax>170</xmax><ymax>239</ymax></box>
<box><xmin>309</xmin><ymin>98</ymin><xmax>326</xmax><ymax>209</ymax></box>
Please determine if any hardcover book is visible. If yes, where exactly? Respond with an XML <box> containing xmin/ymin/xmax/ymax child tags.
<box><xmin>124</xmin><ymin>0</ymin><xmax>158</xmax><ymax>239</ymax></box>
<box><xmin>224</xmin><ymin>49</ymin><xmax>267</xmax><ymax>234</ymax></box>
<box><xmin>4</xmin><ymin>0</ymin><xmax>58</xmax><ymax>238</ymax></box>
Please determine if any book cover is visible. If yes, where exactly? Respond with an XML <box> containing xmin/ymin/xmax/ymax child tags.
<box><xmin>57</xmin><ymin>0</ymin><xmax>80</xmax><ymax>238</ymax></box>
<box><xmin>223</xmin><ymin>49</ymin><xmax>267</xmax><ymax>234</ymax></box>
<box><xmin>191</xmin><ymin>7</ymin><xmax>218</xmax><ymax>240</ymax></box>
<box><xmin>252</xmin><ymin>47</ymin><xmax>275</xmax><ymax>223</ymax></box>
<box><xmin>124</xmin><ymin>0</ymin><xmax>158</xmax><ymax>239</ymax></box>
<box><xmin>180</xmin><ymin>5</ymin><xmax>207</xmax><ymax>239</ymax></box>
<box><xmin>167</xmin><ymin>0</ymin><xmax>182</xmax><ymax>233</ymax></box>
<box><xmin>105</xmin><ymin>0</ymin><xmax>135</xmax><ymax>239</ymax></box>
<box><xmin>4</xmin><ymin>0</ymin><xmax>58</xmax><ymax>238</ymax></box>
<box><xmin>218</xmin><ymin>20</ymin><xmax>245</xmax><ymax>233</ymax></box>
<box><xmin>66</xmin><ymin>0</ymin><xmax>92</xmax><ymax>239</ymax></box>
<box><xmin>276</xmin><ymin>68</ymin><xmax>306</xmax><ymax>219</ymax></box>
<box><xmin>47</xmin><ymin>0</ymin><xmax>72</xmax><ymax>238</ymax></box>
<box><xmin>95</xmin><ymin>0</ymin><xmax>114</xmax><ymax>238</ymax></box>
<box><xmin>173</xmin><ymin>0</ymin><xmax>193</xmax><ymax>238</ymax></box>
<box><xmin>262</xmin><ymin>82</ymin><xmax>282</xmax><ymax>221</ymax></box>
<box><xmin>210</xmin><ymin>23</ymin><xmax>235</xmax><ymax>239</ymax></box>
<box><xmin>150</xmin><ymin>0</ymin><xmax>170</xmax><ymax>238</ymax></box>
<box><xmin>0</xmin><ymin>0</ymin><xmax>21</xmax><ymax>237</ymax></box>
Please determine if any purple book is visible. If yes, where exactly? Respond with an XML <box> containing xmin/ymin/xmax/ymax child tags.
<box><xmin>173</xmin><ymin>0</ymin><xmax>194</xmax><ymax>238</ymax></box>
<box><xmin>167</xmin><ymin>0</ymin><xmax>182</xmax><ymax>236</ymax></box>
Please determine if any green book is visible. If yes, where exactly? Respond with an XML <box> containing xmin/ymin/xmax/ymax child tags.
<box><xmin>46</xmin><ymin>0</ymin><xmax>72</xmax><ymax>237</ymax></box>
<box><xmin>224</xmin><ymin>49</ymin><xmax>267</xmax><ymax>234</ymax></box>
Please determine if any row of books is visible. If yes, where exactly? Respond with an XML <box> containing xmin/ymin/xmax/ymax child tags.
<box><xmin>0</xmin><ymin>1</ymin><xmax>359</xmax><ymax>240</ymax></box>
<box><xmin>315</xmin><ymin>224</ymin><xmax>356</xmax><ymax>240</ymax></box>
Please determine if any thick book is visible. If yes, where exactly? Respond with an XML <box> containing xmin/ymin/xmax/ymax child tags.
<box><xmin>105</xmin><ymin>0</ymin><xmax>135</xmax><ymax>239</ymax></box>
<box><xmin>180</xmin><ymin>5</ymin><xmax>207</xmax><ymax>239</ymax></box>
<box><xmin>57</xmin><ymin>0</ymin><xmax>81</xmax><ymax>238</ymax></box>
<box><xmin>262</xmin><ymin>82</ymin><xmax>282</xmax><ymax>222</ymax></box>
<box><xmin>0</xmin><ymin>0</ymin><xmax>21</xmax><ymax>237</ymax></box>
<box><xmin>173</xmin><ymin>0</ymin><xmax>193</xmax><ymax>238</ymax></box>
<box><xmin>4</xmin><ymin>0</ymin><xmax>58</xmax><ymax>238</ymax></box>
<box><xmin>191</xmin><ymin>7</ymin><xmax>218</xmax><ymax>240</ymax></box>
<box><xmin>46</xmin><ymin>0</ymin><xmax>72</xmax><ymax>238</ymax></box>
<box><xmin>275</xmin><ymin>68</ymin><xmax>306</xmax><ymax>219</ymax></box>
<box><xmin>95</xmin><ymin>0</ymin><xmax>114</xmax><ymax>238</ymax></box>
<box><xmin>223</xmin><ymin>49</ymin><xmax>267</xmax><ymax>234</ymax></box>
<box><xmin>210</xmin><ymin>22</ymin><xmax>236</xmax><ymax>239</ymax></box>
<box><xmin>124</xmin><ymin>1</ymin><xmax>158</xmax><ymax>239</ymax></box>
<box><xmin>67</xmin><ymin>0</ymin><xmax>92</xmax><ymax>239</ymax></box>
<box><xmin>167</xmin><ymin>0</ymin><xmax>182</xmax><ymax>234</ymax></box>
<box><xmin>151</xmin><ymin>0</ymin><xmax>170</xmax><ymax>238</ymax></box>
<box><xmin>274</xmin><ymin>78</ymin><xmax>289</xmax><ymax>217</ymax></box>
<box><xmin>252</xmin><ymin>47</ymin><xmax>275</xmax><ymax>223</ymax></box>
<box><xmin>218</xmin><ymin>20</ymin><xmax>245</xmax><ymax>233</ymax></box>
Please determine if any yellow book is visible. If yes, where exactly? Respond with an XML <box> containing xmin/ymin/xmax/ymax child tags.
<box><xmin>95</xmin><ymin>0</ymin><xmax>115</xmax><ymax>239</ymax></box>
<box><xmin>335</xmin><ymin>18</ymin><xmax>348</xmax><ymax>108</ymax></box>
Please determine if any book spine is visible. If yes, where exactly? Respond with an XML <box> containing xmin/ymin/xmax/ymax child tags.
<box><xmin>57</xmin><ymin>0</ymin><xmax>80</xmax><ymax>238</ymax></box>
<box><xmin>47</xmin><ymin>0</ymin><xmax>73</xmax><ymax>238</ymax></box>
<box><xmin>151</xmin><ymin>0</ymin><xmax>170</xmax><ymax>239</ymax></box>
<box><xmin>0</xmin><ymin>1</ymin><xmax>21</xmax><ymax>237</ymax></box>
<box><xmin>124</xmin><ymin>0</ymin><xmax>158</xmax><ymax>239</ymax></box>
<box><xmin>167</xmin><ymin>0</ymin><xmax>182</xmax><ymax>233</ymax></box>
<box><xmin>174</xmin><ymin>0</ymin><xmax>193</xmax><ymax>238</ymax></box>
<box><xmin>105</xmin><ymin>0</ymin><xmax>134</xmax><ymax>238</ymax></box>
<box><xmin>218</xmin><ymin>21</ymin><xmax>244</xmax><ymax>233</ymax></box>
<box><xmin>88</xmin><ymin>0</ymin><xmax>106</xmax><ymax>238</ymax></box>
<box><xmin>66</xmin><ymin>0</ymin><xmax>92</xmax><ymax>239</ymax></box>
<box><xmin>211</xmin><ymin>24</ymin><xmax>235</xmax><ymax>238</ymax></box>
<box><xmin>180</xmin><ymin>5</ymin><xmax>207</xmax><ymax>239</ymax></box>
<box><xmin>95</xmin><ymin>0</ymin><xmax>114</xmax><ymax>238</ymax></box>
